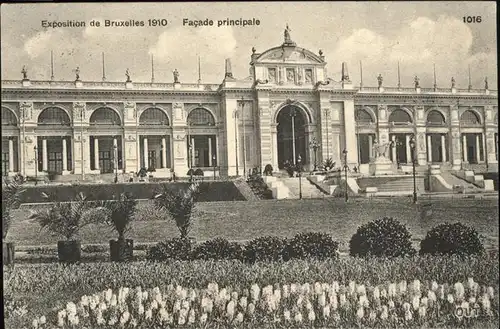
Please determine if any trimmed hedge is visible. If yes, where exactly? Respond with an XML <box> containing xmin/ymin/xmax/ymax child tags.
<box><xmin>420</xmin><ymin>222</ymin><xmax>485</xmax><ymax>256</ymax></box>
<box><xmin>147</xmin><ymin>234</ymin><xmax>340</xmax><ymax>263</ymax></box>
<box><xmin>19</xmin><ymin>182</ymin><xmax>246</xmax><ymax>203</ymax></box>
<box><xmin>349</xmin><ymin>217</ymin><xmax>417</xmax><ymax>258</ymax></box>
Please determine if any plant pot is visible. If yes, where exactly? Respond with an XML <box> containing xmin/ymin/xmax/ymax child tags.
<box><xmin>57</xmin><ymin>240</ymin><xmax>81</xmax><ymax>263</ymax></box>
<box><xmin>2</xmin><ymin>242</ymin><xmax>15</xmax><ymax>265</ymax></box>
<box><xmin>110</xmin><ymin>239</ymin><xmax>134</xmax><ymax>262</ymax></box>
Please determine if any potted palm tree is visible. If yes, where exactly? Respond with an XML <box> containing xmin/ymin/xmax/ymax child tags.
<box><xmin>95</xmin><ymin>192</ymin><xmax>137</xmax><ymax>262</ymax></box>
<box><xmin>153</xmin><ymin>182</ymin><xmax>200</xmax><ymax>241</ymax></box>
<box><xmin>29</xmin><ymin>192</ymin><xmax>94</xmax><ymax>263</ymax></box>
<box><xmin>2</xmin><ymin>178</ymin><xmax>24</xmax><ymax>265</ymax></box>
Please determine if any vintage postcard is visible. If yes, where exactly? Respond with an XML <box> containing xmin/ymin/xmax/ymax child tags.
<box><xmin>2</xmin><ymin>2</ymin><xmax>498</xmax><ymax>329</ymax></box>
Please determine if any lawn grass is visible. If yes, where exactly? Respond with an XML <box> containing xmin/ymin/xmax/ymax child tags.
<box><xmin>7</xmin><ymin>198</ymin><xmax>499</xmax><ymax>252</ymax></box>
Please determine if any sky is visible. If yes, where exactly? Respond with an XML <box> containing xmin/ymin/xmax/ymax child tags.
<box><xmin>1</xmin><ymin>2</ymin><xmax>497</xmax><ymax>89</ymax></box>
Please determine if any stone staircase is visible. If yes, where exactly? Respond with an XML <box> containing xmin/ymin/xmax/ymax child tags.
<box><xmin>233</xmin><ymin>178</ymin><xmax>261</xmax><ymax>201</ymax></box>
<box><xmin>370</xmin><ymin>176</ymin><xmax>426</xmax><ymax>194</ymax></box>
<box><xmin>441</xmin><ymin>171</ymin><xmax>484</xmax><ymax>192</ymax></box>
<box><xmin>279</xmin><ymin>177</ymin><xmax>327</xmax><ymax>199</ymax></box>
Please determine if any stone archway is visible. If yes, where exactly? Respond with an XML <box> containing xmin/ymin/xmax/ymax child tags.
<box><xmin>276</xmin><ymin>105</ymin><xmax>307</xmax><ymax>169</ymax></box>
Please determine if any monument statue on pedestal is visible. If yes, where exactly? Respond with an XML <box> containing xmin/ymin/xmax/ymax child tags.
<box><xmin>369</xmin><ymin>140</ymin><xmax>395</xmax><ymax>176</ymax></box>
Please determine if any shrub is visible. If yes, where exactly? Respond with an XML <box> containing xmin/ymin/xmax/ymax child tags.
<box><xmin>147</xmin><ymin>238</ymin><xmax>192</xmax><ymax>261</ymax></box>
<box><xmin>194</xmin><ymin>169</ymin><xmax>204</xmax><ymax>176</ymax></box>
<box><xmin>2</xmin><ymin>178</ymin><xmax>24</xmax><ymax>240</ymax></box>
<box><xmin>420</xmin><ymin>222</ymin><xmax>485</xmax><ymax>256</ymax></box>
<box><xmin>323</xmin><ymin>158</ymin><xmax>335</xmax><ymax>171</ymax></box>
<box><xmin>245</xmin><ymin>236</ymin><xmax>286</xmax><ymax>263</ymax></box>
<box><xmin>192</xmin><ymin>238</ymin><xmax>244</xmax><ymax>261</ymax></box>
<box><xmin>187</xmin><ymin>169</ymin><xmax>195</xmax><ymax>177</ymax></box>
<box><xmin>285</xmin><ymin>232</ymin><xmax>339</xmax><ymax>260</ymax></box>
<box><xmin>349</xmin><ymin>217</ymin><xmax>416</xmax><ymax>258</ymax></box>
<box><xmin>264</xmin><ymin>164</ymin><xmax>273</xmax><ymax>176</ymax></box>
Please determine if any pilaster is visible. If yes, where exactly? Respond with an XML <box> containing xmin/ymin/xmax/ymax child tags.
<box><xmin>256</xmin><ymin>88</ymin><xmax>272</xmax><ymax>171</ymax></box>
<box><xmin>319</xmin><ymin>91</ymin><xmax>333</xmax><ymax>162</ymax></box>
<box><xmin>342</xmin><ymin>99</ymin><xmax>357</xmax><ymax>166</ymax></box>
<box><xmin>171</xmin><ymin>102</ymin><xmax>189</xmax><ymax>176</ymax></box>
<box><xmin>376</xmin><ymin>104</ymin><xmax>389</xmax><ymax>146</ymax></box>
<box><xmin>450</xmin><ymin>104</ymin><xmax>462</xmax><ymax>170</ymax></box>
<box><xmin>414</xmin><ymin>105</ymin><xmax>427</xmax><ymax>165</ymax></box>
<box><xmin>123</xmin><ymin>101</ymin><xmax>139</xmax><ymax>173</ymax></box>
<box><xmin>72</xmin><ymin>102</ymin><xmax>90</xmax><ymax>175</ymax></box>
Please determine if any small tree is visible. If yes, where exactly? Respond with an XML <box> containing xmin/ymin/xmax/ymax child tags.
<box><xmin>2</xmin><ymin>178</ymin><xmax>24</xmax><ymax>240</ymax></box>
<box><xmin>153</xmin><ymin>183</ymin><xmax>200</xmax><ymax>239</ymax></box>
<box><xmin>323</xmin><ymin>158</ymin><xmax>335</xmax><ymax>171</ymax></box>
<box><xmin>95</xmin><ymin>193</ymin><xmax>137</xmax><ymax>242</ymax></box>
<box><xmin>420</xmin><ymin>222</ymin><xmax>485</xmax><ymax>257</ymax></box>
<box><xmin>29</xmin><ymin>192</ymin><xmax>94</xmax><ymax>241</ymax></box>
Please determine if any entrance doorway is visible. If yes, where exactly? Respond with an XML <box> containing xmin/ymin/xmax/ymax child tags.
<box><xmin>99</xmin><ymin>151</ymin><xmax>113</xmax><ymax>173</ymax></box>
<box><xmin>277</xmin><ymin>105</ymin><xmax>307</xmax><ymax>169</ymax></box>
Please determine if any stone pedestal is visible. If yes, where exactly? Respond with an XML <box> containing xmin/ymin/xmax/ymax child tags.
<box><xmin>369</xmin><ymin>156</ymin><xmax>394</xmax><ymax>176</ymax></box>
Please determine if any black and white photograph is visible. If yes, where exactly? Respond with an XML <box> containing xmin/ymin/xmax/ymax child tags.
<box><xmin>2</xmin><ymin>2</ymin><xmax>498</xmax><ymax>328</ymax></box>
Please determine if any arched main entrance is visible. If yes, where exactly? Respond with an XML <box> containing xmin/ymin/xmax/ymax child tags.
<box><xmin>277</xmin><ymin>105</ymin><xmax>307</xmax><ymax>169</ymax></box>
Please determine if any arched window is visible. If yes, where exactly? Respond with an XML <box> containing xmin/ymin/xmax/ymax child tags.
<box><xmin>38</xmin><ymin>107</ymin><xmax>71</xmax><ymax>126</ymax></box>
<box><xmin>355</xmin><ymin>108</ymin><xmax>374</xmax><ymax>123</ymax></box>
<box><xmin>90</xmin><ymin>108</ymin><xmax>121</xmax><ymax>125</ymax></box>
<box><xmin>426</xmin><ymin>110</ymin><xmax>445</xmax><ymax>125</ymax></box>
<box><xmin>388</xmin><ymin>109</ymin><xmax>412</xmax><ymax>124</ymax></box>
<box><xmin>187</xmin><ymin>108</ymin><xmax>215</xmax><ymax>126</ymax></box>
<box><xmin>139</xmin><ymin>108</ymin><xmax>169</xmax><ymax>125</ymax></box>
<box><xmin>1</xmin><ymin>108</ymin><xmax>17</xmax><ymax>126</ymax></box>
<box><xmin>460</xmin><ymin>110</ymin><xmax>480</xmax><ymax>125</ymax></box>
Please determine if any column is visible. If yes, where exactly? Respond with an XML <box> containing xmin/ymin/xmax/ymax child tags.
<box><xmin>191</xmin><ymin>137</ymin><xmax>195</xmax><ymax>167</ymax></box>
<box><xmin>368</xmin><ymin>134</ymin><xmax>373</xmax><ymax>159</ymax></box>
<box><xmin>62</xmin><ymin>138</ymin><xmax>68</xmax><ymax>171</ymax></box>
<box><xmin>143</xmin><ymin>137</ymin><xmax>149</xmax><ymax>168</ymax></box>
<box><xmin>406</xmin><ymin>134</ymin><xmax>413</xmax><ymax>163</ymax></box>
<box><xmin>94</xmin><ymin>137</ymin><xmax>100</xmax><ymax>170</ymax></box>
<box><xmin>161</xmin><ymin>137</ymin><xmax>167</xmax><ymax>168</ymax></box>
<box><xmin>391</xmin><ymin>135</ymin><xmax>396</xmax><ymax>161</ymax></box>
<box><xmin>475</xmin><ymin>134</ymin><xmax>481</xmax><ymax>163</ymax></box>
<box><xmin>8</xmin><ymin>138</ymin><xmax>14</xmax><ymax>172</ymax></box>
<box><xmin>343</xmin><ymin>100</ymin><xmax>358</xmax><ymax>165</ymax></box>
<box><xmin>426</xmin><ymin>135</ymin><xmax>432</xmax><ymax>163</ymax></box>
<box><xmin>208</xmin><ymin>137</ymin><xmax>212</xmax><ymax>166</ymax></box>
<box><xmin>462</xmin><ymin>134</ymin><xmax>468</xmax><ymax>162</ymax></box>
<box><xmin>113</xmin><ymin>138</ymin><xmax>118</xmax><ymax>169</ymax></box>
<box><xmin>42</xmin><ymin>139</ymin><xmax>48</xmax><ymax>171</ymax></box>
<box><xmin>441</xmin><ymin>135</ymin><xmax>447</xmax><ymax>162</ymax></box>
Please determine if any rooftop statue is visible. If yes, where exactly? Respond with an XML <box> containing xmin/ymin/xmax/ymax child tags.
<box><xmin>414</xmin><ymin>75</ymin><xmax>420</xmax><ymax>88</ymax></box>
<box><xmin>377</xmin><ymin>74</ymin><xmax>383</xmax><ymax>88</ymax></box>
<box><xmin>485</xmin><ymin>77</ymin><xmax>489</xmax><ymax>90</ymax></box>
<box><xmin>451</xmin><ymin>77</ymin><xmax>455</xmax><ymax>88</ymax></box>
<box><xmin>126</xmin><ymin>68</ymin><xmax>131</xmax><ymax>82</ymax></box>
<box><xmin>173</xmin><ymin>69</ymin><xmax>179</xmax><ymax>83</ymax></box>
<box><xmin>21</xmin><ymin>65</ymin><xmax>27</xmax><ymax>80</ymax></box>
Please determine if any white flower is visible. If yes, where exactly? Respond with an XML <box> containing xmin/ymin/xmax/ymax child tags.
<box><xmin>66</xmin><ymin>302</ymin><xmax>77</xmax><ymax>315</ymax></box>
<box><xmin>39</xmin><ymin>316</ymin><xmax>46</xmax><ymax>325</ymax></box>
<box><xmin>418</xmin><ymin>306</ymin><xmax>426</xmax><ymax>318</ymax></box>
<box><xmin>282</xmin><ymin>284</ymin><xmax>290</xmax><ymax>299</ymax></box>
<box><xmin>96</xmin><ymin>316</ymin><xmax>104</xmax><ymax>325</ymax></box>
<box><xmin>145</xmin><ymin>309</ymin><xmax>152</xmax><ymax>320</ymax></box>
<box><xmin>412</xmin><ymin>295</ymin><xmax>420</xmax><ymax>310</ymax></box>
<box><xmin>99</xmin><ymin>302</ymin><xmax>107</xmax><ymax>311</ymax></box>
<box><xmin>461</xmin><ymin>301</ymin><xmax>469</xmax><ymax>312</ymax></box>
<box><xmin>239</xmin><ymin>296</ymin><xmax>248</xmax><ymax>310</ymax></box>
<box><xmin>447</xmin><ymin>294</ymin><xmax>454</xmax><ymax>304</ymax></box>
<box><xmin>403</xmin><ymin>302</ymin><xmax>411</xmax><ymax>312</ymax></box>
<box><xmin>318</xmin><ymin>292</ymin><xmax>326</xmax><ymax>307</ymax></box>
<box><xmin>226</xmin><ymin>300</ymin><xmax>236</xmax><ymax>319</ymax></box>
<box><xmin>356</xmin><ymin>284</ymin><xmax>366</xmax><ymax>296</ymax></box>
<box><xmin>332</xmin><ymin>281</ymin><xmax>340</xmax><ymax>293</ymax></box>
<box><xmin>105</xmin><ymin>289</ymin><xmax>113</xmax><ymax>302</ymax></box>
<box><xmin>72</xmin><ymin>316</ymin><xmax>80</xmax><ymax>326</ymax></box>
<box><xmin>120</xmin><ymin>311</ymin><xmax>130</xmax><ymax>324</ymax></box>
<box><xmin>159</xmin><ymin>308</ymin><xmax>168</xmax><ymax>322</ymax></box>
<box><xmin>356</xmin><ymin>306</ymin><xmax>364</xmax><ymax>319</ymax></box>
<box><xmin>250</xmin><ymin>284</ymin><xmax>260</xmax><ymax>301</ymax></box>
<box><xmin>431</xmin><ymin>281</ymin><xmax>439</xmax><ymax>291</ymax></box>
<box><xmin>178</xmin><ymin>314</ymin><xmax>186</xmax><ymax>325</ymax></box>
<box><xmin>388</xmin><ymin>283</ymin><xmax>397</xmax><ymax>297</ymax></box>
<box><xmin>369</xmin><ymin>310</ymin><xmax>377</xmax><ymax>321</ymax></box>
<box><xmin>173</xmin><ymin>299</ymin><xmax>181</xmax><ymax>313</ymax></box>
<box><xmin>80</xmin><ymin>295</ymin><xmax>89</xmax><ymax>306</ymax></box>
<box><xmin>306</xmin><ymin>299</ymin><xmax>313</xmax><ymax>311</ymax></box>
<box><xmin>380</xmin><ymin>306</ymin><xmax>389</xmax><ymax>320</ymax></box>
<box><xmin>142</xmin><ymin>290</ymin><xmax>149</xmax><ymax>301</ymax></box>
<box><xmin>181</xmin><ymin>300</ymin><xmax>190</xmax><ymax>310</ymax></box>
<box><xmin>454</xmin><ymin>282</ymin><xmax>465</xmax><ymax>301</ymax></box>
<box><xmin>469</xmin><ymin>296</ymin><xmax>476</xmax><ymax>304</ymax></box>
<box><xmin>420</xmin><ymin>297</ymin><xmax>428</xmax><ymax>308</ymax></box>
<box><xmin>302</xmin><ymin>283</ymin><xmax>311</xmax><ymax>295</ymax></box>
<box><xmin>467</xmin><ymin>278</ymin><xmax>475</xmax><ymax>290</ymax></box>
<box><xmin>57</xmin><ymin>316</ymin><xmax>64</xmax><ymax>327</ymax></box>
<box><xmin>235</xmin><ymin>312</ymin><xmax>244</xmax><ymax>323</ymax></box>
<box><xmin>290</xmin><ymin>283</ymin><xmax>297</xmax><ymax>294</ymax></box>
<box><xmin>189</xmin><ymin>289</ymin><xmax>197</xmax><ymax>302</ymax></box>
<box><xmin>349</xmin><ymin>281</ymin><xmax>356</xmax><ymax>295</ymax></box>
<box><xmin>487</xmin><ymin>286</ymin><xmax>494</xmax><ymax>299</ymax></box>
<box><xmin>427</xmin><ymin>290</ymin><xmax>436</xmax><ymax>302</ymax></box>
<box><xmin>359</xmin><ymin>295</ymin><xmax>369</xmax><ymax>308</ymax></box>
<box><xmin>380</xmin><ymin>288</ymin><xmax>387</xmax><ymax>299</ymax></box>
<box><xmin>373</xmin><ymin>286</ymin><xmax>380</xmax><ymax>300</ymax></box>
<box><xmin>399</xmin><ymin>280</ymin><xmax>407</xmax><ymax>295</ymax></box>
<box><xmin>339</xmin><ymin>294</ymin><xmax>347</xmax><ymax>308</ymax></box>
<box><xmin>247</xmin><ymin>303</ymin><xmax>255</xmax><ymax>316</ymax></box>
<box><xmin>330</xmin><ymin>293</ymin><xmax>338</xmax><ymax>311</ymax></box>
<box><xmin>188</xmin><ymin>309</ymin><xmax>196</xmax><ymax>324</ymax></box>
<box><xmin>388</xmin><ymin>299</ymin><xmax>395</xmax><ymax>309</ymax></box>
<box><xmin>284</xmin><ymin>309</ymin><xmax>291</xmax><ymax>321</ymax></box>
<box><xmin>314</xmin><ymin>282</ymin><xmax>323</xmax><ymax>295</ymax></box>
<box><xmin>138</xmin><ymin>304</ymin><xmax>144</xmax><ymax>315</ymax></box>
<box><xmin>294</xmin><ymin>311</ymin><xmax>303</xmax><ymax>323</ymax></box>
<box><xmin>130</xmin><ymin>318</ymin><xmax>138</xmax><ymax>327</ymax></box>
<box><xmin>199</xmin><ymin>312</ymin><xmax>208</xmax><ymax>324</ymax></box>
<box><xmin>404</xmin><ymin>309</ymin><xmax>413</xmax><ymax>321</ymax></box>
<box><xmin>323</xmin><ymin>305</ymin><xmax>331</xmax><ymax>319</ymax></box>
<box><xmin>32</xmin><ymin>319</ymin><xmax>39</xmax><ymax>329</ymax></box>
<box><xmin>412</xmin><ymin>279</ymin><xmax>421</xmax><ymax>293</ymax></box>
<box><xmin>438</xmin><ymin>285</ymin><xmax>445</xmax><ymax>299</ymax></box>
<box><xmin>305</xmin><ymin>309</ymin><xmax>314</xmax><ymax>322</ymax></box>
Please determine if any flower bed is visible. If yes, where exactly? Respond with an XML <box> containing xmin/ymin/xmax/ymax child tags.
<box><xmin>4</xmin><ymin>256</ymin><xmax>499</xmax><ymax>328</ymax></box>
<box><xmin>26</xmin><ymin>279</ymin><xmax>500</xmax><ymax>328</ymax></box>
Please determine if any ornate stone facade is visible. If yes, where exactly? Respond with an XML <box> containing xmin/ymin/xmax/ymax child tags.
<box><xmin>1</xmin><ymin>33</ymin><xmax>498</xmax><ymax>178</ymax></box>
